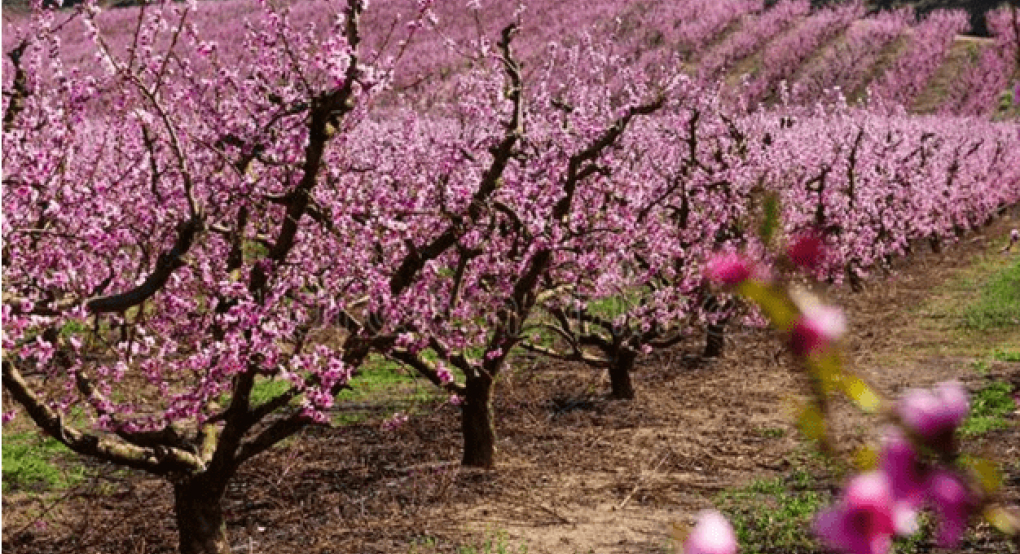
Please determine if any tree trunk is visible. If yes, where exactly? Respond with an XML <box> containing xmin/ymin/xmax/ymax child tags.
<box><xmin>461</xmin><ymin>374</ymin><xmax>496</xmax><ymax>468</ymax></box>
<box><xmin>608</xmin><ymin>347</ymin><xmax>636</xmax><ymax>400</ymax></box>
<box><xmin>847</xmin><ymin>264</ymin><xmax>863</xmax><ymax>293</ymax></box>
<box><xmin>173</xmin><ymin>474</ymin><xmax>229</xmax><ymax>554</ymax></box>
<box><xmin>704</xmin><ymin>322</ymin><xmax>726</xmax><ymax>358</ymax></box>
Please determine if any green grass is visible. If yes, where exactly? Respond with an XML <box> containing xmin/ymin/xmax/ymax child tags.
<box><xmin>214</xmin><ymin>355</ymin><xmax>444</xmax><ymax>428</ymax></box>
<box><xmin>959</xmin><ymin>380</ymin><xmax>1015</xmax><ymax>438</ymax></box>
<box><xmin>715</xmin><ymin>471</ymin><xmax>828</xmax><ymax>554</ymax></box>
<box><xmin>961</xmin><ymin>258</ymin><xmax>1020</xmax><ymax>330</ymax></box>
<box><xmin>407</xmin><ymin>530</ymin><xmax>528</xmax><ymax>554</ymax></box>
<box><xmin>251</xmin><ymin>378</ymin><xmax>293</xmax><ymax>406</ymax></box>
<box><xmin>333</xmin><ymin>354</ymin><xmax>450</xmax><ymax>426</ymax></box>
<box><xmin>992</xmin><ymin>348</ymin><xmax>1020</xmax><ymax>362</ymax></box>
<box><xmin>716</xmin><ymin>468</ymin><xmax>943</xmax><ymax>554</ymax></box>
<box><xmin>339</xmin><ymin>355</ymin><xmax>422</xmax><ymax>401</ymax></box>
<box><xmin>2</xmin><ymin>432</ymin><xmax>84</xmax><ymax>493</ymax></box>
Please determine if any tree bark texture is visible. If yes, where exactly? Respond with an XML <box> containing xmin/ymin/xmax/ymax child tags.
<box><xmin>608</xmin><ymin>347</ymin><xmax>637</xmax><ymax>400</ymax></box>
<box><xmin>460</xmin><ymin>374</ymin><xmax>496</xmax><ymax>468</ymax></box>
<box><xmin>173</xmin><ymin>474</ymin><xmax>230</xmax><ymax>554</ymax></box>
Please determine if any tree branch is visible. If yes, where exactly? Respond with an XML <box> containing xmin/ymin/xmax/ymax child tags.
<box><xmin>2</xmin><ymin>361</ymin><xmax>205</xmax><ymax>476</ymax></box>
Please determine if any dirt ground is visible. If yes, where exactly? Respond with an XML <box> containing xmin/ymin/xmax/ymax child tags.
<box><xmin>3</xmin><ymin>215</ymin><xmax>1019</xmax><ymax>554</ymax></box>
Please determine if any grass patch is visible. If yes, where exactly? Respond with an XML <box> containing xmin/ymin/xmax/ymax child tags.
<box><xmin>407</xmin><ymin>530</ymin><xmax>528</xmax><ymax>554</ymax></box>
<box><xmin>716</xmin><ymin>471</ymin><xmax>828</xmax><ymax>554</ymax></box>
<box><xmin>907</xmin><ymin>235</ymin><xmax>1020</xmax><ymax>360</ymax></box>
<box><xmin>251</xmin><ymin>378</ymin><xmax>293</xmax><ymax>406</ymax></box>
<box><xmin>959</xmin><ymin>380</ymin><xmax>1015</xmax><ymax>438</ymax></box>
<box><xmin>992</xmin><ymin>348</ymin><xmax>1020</xmax><ymax>362</ymax></box>
<box><xmin>2</xmin><ymin>432</ymin><xmax>85</xmax><ymax>493</ymax></box>
<box><xmin>215</xmin><ymin>356</ymin><xmax>445</xmax><ymax>429</ymax></box>
<box><xmin>339</xmin><ymin>355</ymin><xmax>423</xmax><ymax>402</ymax></box>
<box><xmin>716</xmin><ymin>468</ymin><xmax>943</xmax><ymax>554</ymax></box>
<box><xmin>961</xmin><ymin>258</ymin><xmax>1020</xmax><ymax>330</ymax></box>
<box><xmin>333</xmin><ymin>355</ymin><xmax>449</xmax><ymax>426</ymax></box>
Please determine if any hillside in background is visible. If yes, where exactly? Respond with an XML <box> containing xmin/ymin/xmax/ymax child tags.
<box><xmin>3</xmin><ymin>0</ymin><xmax>1018</xmax><ymax>36</ymax></box>
<box><xmin>867</xmin><ymin>0</ymin><xmax>1017</xmax><ymax>35</ymax></box>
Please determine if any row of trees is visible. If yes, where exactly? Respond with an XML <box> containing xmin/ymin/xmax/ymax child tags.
<box><xmin>2</xmin><ymin>1</ymin><xmax>1019</xmax><ymax>553</ymax></box>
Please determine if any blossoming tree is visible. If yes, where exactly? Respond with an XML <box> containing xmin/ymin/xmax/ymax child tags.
<box><xmin>1</xmin><ymin>0</ymin><xmax>437</xmax><ymax>551</ymax></box>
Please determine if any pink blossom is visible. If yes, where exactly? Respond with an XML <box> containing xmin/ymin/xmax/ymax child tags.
<box><xmin>896</xmin><ymin>381</ymin><xmax>968</xmax><ymax>446</ymax></box>
<box><xmin>814</xmin><ymin>472</ymin><xmax>896</xmax><ymax>554</ymax></box>
<box><xmin>789</xmin><ymin>304</ymin><xmax>846</xmax><ymax>356</ymax></box>
<box><xmin>787</xmin><ymin>231</ymin><xmax>825</xmax><ymax>272</ymax></box>
<box><xmin>436</xmin><ymin>365</ymin><xmax>454</xmax><ymax>385</ymax></box>
<box><xmin>705</xmin><ymin>252</ymin><xmax>753</xmax><ymax>286</ymax></box>
<box><xmin>684</xmin><ymin>510</ymin><xmax>737</xmax><ymax>554</ymax></box>
<box><xmin>927</xmin><ymin>470</ymin><xmax>973</xmax><ymax>547</ymax></box>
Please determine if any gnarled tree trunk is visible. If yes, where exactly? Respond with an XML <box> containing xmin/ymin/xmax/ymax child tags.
<box><xmin>461</xmin><ymin>373</ymin><xmax>496</xmax><ymax>468</ymax></box>
<box><xmin>173</xmin><ymin>473</ymin><xmax>230</xmax><ymax>554</ymax></box>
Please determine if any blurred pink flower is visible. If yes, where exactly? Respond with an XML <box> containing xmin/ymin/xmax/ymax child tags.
<box><xmin>787</xmin><ymin>231</ymin><xmax>825</xmax><ymax>272</ymax></box>
<box><xmin>896</xmin><ymin>381</ymin><xmax>968</xmax><ymax>446</ymax></box>
<box><xmin>789</xmin><ymin>304</ymin><xmax>846</xmax><ymax>356</ymax></box>
<box><xmin>705</xmin><ymin>253</ymin><xmax>753</xmax><ymax>286</ymax></box>
<box><xmin>814</xmin><ymin>472</ymin><xmax>896</xmax><ymax>554</ymax></box>
<box><xmin>927</xmin><ymin>470</ymin><xmax>973</xmax><ymax>547</ymax></box>
<box><xmin>684</xmin><ymin>510</ymin><xmax>738</xmax><ymax>554</ymax></box>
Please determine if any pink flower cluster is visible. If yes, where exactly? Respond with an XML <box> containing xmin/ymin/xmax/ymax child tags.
<box><xmin>816</xmin><ymin>382</ymin><xmax>974</xmax><ymax>554</ymax></box>
<box><xmin>684</xmin><ymin>382</ymin><xmax>977</xmax><ymax>554</ymax></box>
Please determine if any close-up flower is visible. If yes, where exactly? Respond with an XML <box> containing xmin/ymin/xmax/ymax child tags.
<box><xmin>896</xmin><ymin>381</ymin><xmax>969</xmax><ymax>447</ymax></box>
<box><xmin>789</xmin><ymin>303</ymin><xmax>846</xmax><ymax>356</ymax></box>
<box><xmin>814</xmin><ymin>472</ymin><xmax>896</xmax><ymax>554</ymax></box>
<box><xmin>684</xmin><ymin>510</ymin><xmax>738</xmax><ymax>554</ymax></box>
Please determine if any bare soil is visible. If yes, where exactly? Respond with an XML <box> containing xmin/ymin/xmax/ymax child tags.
<box><xmin>3</xmin><ymin>215</ymin><xmax>1019</xmax><ymax>554</ymax></box>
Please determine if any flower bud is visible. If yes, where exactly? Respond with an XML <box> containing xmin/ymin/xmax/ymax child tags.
<box><xmin>896</xmin><ymin>381</ymin><xmax>968</xmax><ymax>448</ymax></box>
<box><xmin>789</xmin><ymin>304</ymin><xmax>846</xmax><ymax>356</ymax></box>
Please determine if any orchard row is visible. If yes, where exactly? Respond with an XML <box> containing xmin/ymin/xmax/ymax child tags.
<box><xmin>5</xmin><ymin>0</ymin><xmax>1019</xmax><ymax>115</ymax></box>
<box><xmin>2</xmin><ymin>1</ymin><xmax>1018</xmax><ymax>553</ymax></box>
